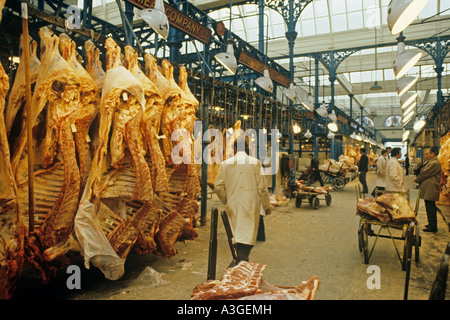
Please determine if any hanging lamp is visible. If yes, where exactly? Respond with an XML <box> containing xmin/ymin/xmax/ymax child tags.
<box><xmin>215</xmin><ymin>39</ymin><xmax>237</xmax><ymax>74</ymax></box>
<box><xmin>396</xmin><ymin>76</ymin><xmax>418</xmax><ymax>96</ymax></box>
<box><xmin>305</xmin><ymin>129</ymin><xmax>312</xmax><ymax>139</ymax></box>
<box><xmin>393</xmin><ymin>40</ymin><xmax>422</xmax><ymax>79</ymax></box>
<box><xmin>255</xmin><ymin>68</ymin><xmax>273</xmax><ymax>93</ymax></box>
<box><xmin>293</xmin><ymin>123</ymin><xmax>301</xmax><ymax>134</ymax></box>
<box><xmin>400</xmin><ymin>92</ymin><xmax>418</xmax><ymax>108</ymax></box>
<box><xmin>283</xmin><ymin>83</ymin><xmax>296</xmax><ymax>102</ymax></box>
<box><xmin>387</xmin><ymin>0</ymin><xmax>430</xmax><ymax>35</ymax></box>
<box><xmin>215</xmin><ymin>0</ymin><xmax>238</xmax><ymax>74</ymax></box>
<box><xmin>370</xmin><ymin>27</ymin><xmax>383</xmax><ymax>91</ymax></box>
<box><xmin>137</xmin><ymin>0</ymin><xmax>169</xmax><ymax>40</ymax></box>
<box><xmin>413</xmin><ymin>117</ymin><xmax>426</xmax><ymax>132</ymax></box>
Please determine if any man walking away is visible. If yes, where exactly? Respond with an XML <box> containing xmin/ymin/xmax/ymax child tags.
<box><xmin>215</xmin><ymin>136</ymin><xmax>272</xmax><ymax>267</ymax></box>
<box><xmin>358</xmin><ymin>148</ymin><xmax>369</xmax><ymax>194</ymax></box>
<box><xmin>308</xmin><ymin>153</ymin><xmax>324</xmax><ymax>187</ymax></box>
<box><xmin>414</xmin><ymin>148</ymin><xmax>442</xmax><ymax>232</ymax></box>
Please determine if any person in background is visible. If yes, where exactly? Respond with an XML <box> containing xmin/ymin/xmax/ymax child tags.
<box><xmin>405</xmin><ymin>155</ymin><xmax>410</xmax><ymax>176</ymax></box>
<box><xmin>308</xmin><ymin>153</ymin><xmax>324</xmax><ymax>187</ymax></box>
<box><xmin>414</xmin><ymin>148</ymin><xmax>442</xmax><ymax>232</ymax></box>
<box><xmin>372</xmin><ymin>148</ymin><xmax>389</xmax><ymax>197</ymax></box>
<box><xmin>385</xmin><ymin>147</ymin><xmax>404</xmax><ymax>192</ymax></box>
<box><xmin>386</xmin><ymin>147</ymin><xmax>392</xmax><ymax>159</ymax></box>
<box><xmin>358</xmin><ymin>148</ymin><xmax>369</xmax><ymax>194</ymax></box>
<box><xmin>215</xmin><ymin>136</ymin><xmax>272</xmax><ymax>267</ymax></box>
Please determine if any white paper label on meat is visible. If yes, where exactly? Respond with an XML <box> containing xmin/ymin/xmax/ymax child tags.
<box><xmin>71</xmin><ymin>124</ymin><xmax>77</xmax><ymax>133</ymax></box>
<box><xmin>101</xmin><ymin>66</ymin><xmax>146</xmax><ymax>111</ymax></box>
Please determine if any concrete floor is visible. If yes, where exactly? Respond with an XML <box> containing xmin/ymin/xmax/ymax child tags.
<box><xmin>11</xmin><ymin>172</ymin><xmax>450</xmax><ymax>300</ymax></box>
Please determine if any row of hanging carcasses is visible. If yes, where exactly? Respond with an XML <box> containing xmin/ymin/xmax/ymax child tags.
<box><xmin>0</xmin><ymin>25</ymin><xmax>202</xmax><ymax>299</ymax></box>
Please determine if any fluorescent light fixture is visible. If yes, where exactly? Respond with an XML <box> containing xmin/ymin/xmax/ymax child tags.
<box><xmin>397</xmin><ymin>76</ymin><xmax>418</xmax><ymax>96</ymax></box>
<box><xmin>137</xmin><ymin>0</ymin><xmax>169</xmax><ymax>40</ymax></box>
<box><xmin>393</xmin><ymin>42</ymin><xmax>422</xmax><ymax>79</ymax></box>
<box><xmin>327</xmin><ymin>122</ymin><xmax>338</xmax><ymax>132</ymax></box>
<box><xmin>413</xmin><ymin>117</ymin><xmax>426</xmax><ymax>131</ymax></box>
<box><xmin>293</xmin><ymin>123</ymin><xmax>301</xmax><ymax>134</ymax></box>
<box><xmin>215</xmin><ymin>39</ymin><xmax>237</xmax><ymax>75</ymax></box>
<box><xmin>403</xmin><ymin>101</ymin><xmax>416</xmax><ymax>115</ymax></box>
<box><xmin>283</xmin><ymin>83</ymin><xmax>296</xmax><ymax>102</ymax></box>
<box><xmin>402</xmin><ymin>130</ymin><xmax>410</xmax><ymax>141</ymax></box>
<box><xmin>255</xmin><ymin>68</ymin><xmax>273</xmax><ymax>93</ymax></box>
<box><xmin>241</xmin><ymin>114</ymin><xmax>251</xmax><ymax>120</ymax></box>
<box><xmin>402</xmin><ymin>111</ymin><xmax>414</xmax><ymax>125</ymax></box>
<box><xmin>400</xmin><ymin>92</ymin><xmax>418</xmax><ymax>108</ymax></box>
<box><xmin>387</xmin><ymin>0</ymin><xmax>430</xmax><ymax>35</ymax></box>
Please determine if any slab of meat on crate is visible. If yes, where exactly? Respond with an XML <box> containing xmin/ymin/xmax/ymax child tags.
<box><xmin>375</xmin><ymin>193</ymin><xmax>416</xmax><ymax>223</ymax></box>
<box><xmin>357</xmin><ymin>198</ymin><xmax>390</xmax><ymax>222</ymax></box>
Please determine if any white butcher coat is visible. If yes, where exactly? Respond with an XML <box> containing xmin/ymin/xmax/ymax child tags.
<box><xmin>214</xmin><ymin>152</ymin><xmax>271</xmax><ymax>246</ymax></box>
<box><xmin>385</xmin><ymin>157</ymin><xmax>404</xmax><ymax>192</ymax></box>
<box><xmin>376</xmin><ymin>156</ymin><xmax>387</xmax><ymax>187</ymax></box>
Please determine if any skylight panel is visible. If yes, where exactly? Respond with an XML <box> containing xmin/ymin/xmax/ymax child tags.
<box><xmin>314</xmin><ymin>0</ymin><xmax>329</xmax><ymax>18</ymax></box>
<box><xmin>346</xmin><ymin>0</ymin><xmax>363</xmax><ymax>12</ymax></box>
<box><xmin>348</xmin><ymin>11</ymin><xmax>364</xmax><ymax>29</ymax></box>
<box><xmin>419</xmin><ymin>0</ymin><xmax>438</xmax><ymax>19</ymax></box>
<box><xmin>316</xmin><ymin>16</ymin><xmax>331</xmax><ymax>34</ymax></box>
<box><xmin>331</xmin><ymin>0</ymin><xmax>346</xmax><ymax>14</ymax></box>
<box><xmin>332</xmin><ymin>13</ymin><xmax>348</xmax><ymax>32</ymax></box>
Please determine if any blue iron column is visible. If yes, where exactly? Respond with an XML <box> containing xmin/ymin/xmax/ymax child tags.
<box><xmin>314</xmin><ymin>56</ymin><xmax>320</xmax><ymax>159</ymax></box>
<box><xmin>286</xmin><ymin>0</ymin><xmax>297</xmax><ymax>160</ymax></box>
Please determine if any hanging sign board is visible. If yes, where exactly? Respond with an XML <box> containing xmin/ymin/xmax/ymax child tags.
<box><xmin>238</xmin><ymin>51</ymin><xmax>291</xmax><ymax>88</ymax></box>
<box><xmin>127</xmin><ymin>0</ymin><xmax>212</xmax><ymax>44</ymax></box>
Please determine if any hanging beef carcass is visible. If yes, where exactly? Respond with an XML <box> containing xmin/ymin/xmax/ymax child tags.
<box><xmin>177</xmin><ymin>66</ymin><xmax>200</xmax><ymax>199</ymax></box>
<box><xmin>8</xmin><ymin>28</ymin><xmax>82</xmax><ymax>277</ymax></box>
<box><xmin>123</xmin><ymin>45</ymin><xmax>169</xmax><ymax>193</ymax></box>
<box><xmin>74</xmin><ymin>38</ymin><xmax>150</xmax><ymax>279</ymax></box>
<box><xmin>5</xmin><ymin>36</ymin><xmax>41</xmax><ymax>143</ymax></box>
<box><xmin>84</xmin><ymin>40</ymin><xmax>106</xmax><ymax>93</ymax></box>
<box><xmin>144</xmin><ymin>54</ymin><xmax>182</xmax><ymax>165</ymax></box>
<box><xmin>97</xmin><ymin>37</ymin><xmax>152</xmax><ymax>201</ymax></box>
<box><xmin>0</xmin><ymin>61</ymin><xmax>25</xmax><ymax>299</ymax></box>
<box><xmin>59</xmin><ymin>33</ymin><xmax>99</xmax><ymax>195</ymax></box>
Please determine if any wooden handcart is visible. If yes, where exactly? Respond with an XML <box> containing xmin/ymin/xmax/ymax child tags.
<box><xmin>320</xmin><ymin>162</ymin><xmax>358</xmax><ymax>191</ymax></box>
<box><xmin>356</xmin><ymin>185</ymin><xmax>421</xmax><ymax>271</ymax></box>
<box><xmin>294</xmin><ymin>188</ymin><xmax>332</xmax><ymax>210</ymax></box>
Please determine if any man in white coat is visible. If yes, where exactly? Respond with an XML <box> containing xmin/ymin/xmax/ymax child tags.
<box><xmin>372</xmin><ymin>148</ymin><xmax>389</xmax><ymax>197</ymax></box>
<box><xmin>215</xmin><ymin>136</ymin><xmax>272</xmax><ymax>267</ymax></box>
<box><xmin>385</xmin><ymin>147</ymin><xmax>404</xmax><ymax>192</ymax></box>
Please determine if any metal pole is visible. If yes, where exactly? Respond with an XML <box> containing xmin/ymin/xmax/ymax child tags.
<box><xmin>21</xmin><ymin>0</ymin><xmax>35</xmax><ymax>232</ymax></box>
<box><xmin>200</xmin><ymin>78</ymin><xmax>208</xmax><ymax>226</ymax></box>
<box><xmin>314</xmin><ymin>58</ymin><xmax>319</xmax><ymax>159</ymax></box>
<box><xmin>207</xmin><ymin>207</ymin><xmax>218</xmax><ymax>280</ymax></box>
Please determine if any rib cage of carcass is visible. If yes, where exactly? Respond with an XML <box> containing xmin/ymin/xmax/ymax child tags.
<box><xmin>0</xmin><ymin>28</ymin><xmax>201</xmax><ymax>298</ymax></box>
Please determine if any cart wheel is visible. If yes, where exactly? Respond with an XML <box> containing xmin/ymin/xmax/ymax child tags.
<box><xmin>295</xmin><ymin>196</ymin><xmax>302</xmax><ymax>208</ymax></box>
<box><xmin>312</xmin><ymin>197</ymin><xmax>320</xmax><ymax>210</ymax></box>
<box><xmin>325</xmin><ymin>193</ymin><xmax>332</xmax><ymax>206</ymax></box>
<box><xmin>402</xmin><ymin>223</ymin><xmax>414</xmax><ymax>271</ymax></box>
<box><xmin>331</xmin><ymin>177</ymin><xmax>346</xmax><ymax>191</ymax></box>
<box><xmin>358</xmin><ymin>221</ymin><xmax>369</xmax><ymax>264</ymax></box>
